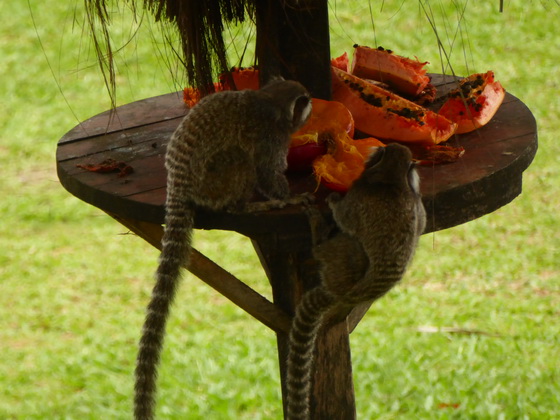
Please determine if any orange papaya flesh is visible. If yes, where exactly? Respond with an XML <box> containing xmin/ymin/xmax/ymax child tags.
<box><xmin>313</xmin><ymin>131</ymin><xmax>385</xmax><ymax>192</ymax></box>
<box><xmin>183</xmin><ymin>68</ymin><xmax>260</xmax><ymax>107</ymax></box>
<box><xmin>183</xmin><ymin>83</ymin><xmax>223</xmax><ymax>108</ymax></box>
<box><xmin>438</xmin><ymin>71</ymin><xmax>505</xmax><ymax>134</ymax></box>
<box><xmin>332</xmin><ymin>67</ymin><xmax>457</xmax><ymax>146</ymax></box>
<box><xmin>351</xmin><ymin>45</ymin><xmax>431</xmax><ymax>97</ymax></box>
<box><xmin>331</xmin><ymin>52</ymin><xmax>349</xmax><ymax>72</ymax></box>
<box><xmin>290</xmin><ymin>98</ymin><xmax>355</xmax><ymax>147</ymax></box>
<box><xmin>287</xmin><ymin>141</ymin><xmax>327</xmax><ymax>172</ymax></box>
<box><xmin>219</xmin><ymin>67</ymin><xmax>260</xmax><ymax>91</ymax></box>
<box><xmin>288</xmin><ymin>99</ymin><xmax>355</xmax><ymax>172</ymax></box>
<box><xmin>414</xmin><ymin>144</ymin><xmax>466</xmax><ymax>166</ymax></box>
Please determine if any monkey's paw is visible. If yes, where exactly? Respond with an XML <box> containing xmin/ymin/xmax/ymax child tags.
<box><xmin>304</xmin><ymin>204</ymin><xmax>322</xmax><ymax>220</ymax></box>
<box><xmin>304</xmin><ymin>205</ymin><xmax>334</xmax><ymax>245</ymax></box>
<box><xmin>288</xmin><ymin>192</ymin><xmax>315</xmax><ymax>206</ymax></box>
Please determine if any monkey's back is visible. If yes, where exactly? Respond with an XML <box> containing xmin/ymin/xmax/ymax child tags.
<box><xmin>165</xmin><ymin>90</ymin><xmax>269</xmax><ymax>211</ymax></box>
<box><xmin>330</xmin><ymin>145</ymin><xmax>426</xmax><ymax>304</ymax></box>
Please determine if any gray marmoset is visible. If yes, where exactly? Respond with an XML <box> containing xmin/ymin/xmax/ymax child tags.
<box><xmin>134</xmin><ymin>80</ymin><xmax>311</xmax><ymax>420</ymax></box>
<box><xmin>285</xmin><ymin>143</ymin><xmax>426</xmax><ymax>420</ymax></box>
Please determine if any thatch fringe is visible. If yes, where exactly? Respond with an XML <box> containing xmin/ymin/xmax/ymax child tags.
<box><xmin>144</xmin><ymin>0</ymin><xmax>253</xmax><ymax>94</ymax></box>
<box><xmin>84</xmin><ymin>0</ymin><xmax>258</xmax><ymax>103</ymax></box>
<box><xmin>84</xmin><ymin>0</ymin><xmax>119</xmax><ymax>108</ymax></box>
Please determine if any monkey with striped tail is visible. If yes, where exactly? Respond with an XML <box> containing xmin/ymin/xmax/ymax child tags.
<box><xmin>286</xmin><ymin>143</ymin><xmax>426</xmax><ymax>420</ymax></box>
<box><xmin>134</xmin><ymin>79</ymin><xmax>312</xmax><ymax>420</ymax></box>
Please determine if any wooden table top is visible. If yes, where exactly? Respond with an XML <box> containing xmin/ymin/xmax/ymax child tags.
<box><xmin>56</xmin><ymin>74</ymin><xmax>538</xmax><ymax>236</ymax></box>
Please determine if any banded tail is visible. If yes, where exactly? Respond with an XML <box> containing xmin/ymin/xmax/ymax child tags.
<box><xmin>342</xmin><ymin>263</ymin><xmax>410</xmax><ymax>307</ymax></box>
<box><xmin>286</xmin><ymin>286</ymin><xmax>336</xmax><ymax>420</ymax></box>
<box><xmin>134</xmin><ymin>201</ymin><xmax>195</xmax><ymax>420</ymax></box>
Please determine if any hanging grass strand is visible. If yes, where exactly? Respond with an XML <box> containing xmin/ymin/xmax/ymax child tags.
<box><xmin>84</xmin><ymin>0</ymin><xmax>257</xmax><ymax>101</ymax></box>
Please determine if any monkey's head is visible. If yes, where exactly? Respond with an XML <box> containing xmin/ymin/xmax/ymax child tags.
<box><xmin>355</xmin><ymin>143</ymin><xmax>420</xmax><ymax>195</ymax></box>
<box><xmin>258</xmin><ymin>80</ymin><xmax>312</xmax><ymax>133</ymax></box>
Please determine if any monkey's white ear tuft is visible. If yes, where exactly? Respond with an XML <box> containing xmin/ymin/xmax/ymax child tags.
<box><xmin>364</xmin><ymin>146</ymin><xmax>385</xmax><ymax>169</ymax></box>
<box><xmin>366</xmin><ymin>146</ymin><xmax>381</xmax><ymax>159</ymax></box>
<box><xmin>290</xmin><ymin>96</ymin><xmax>312</xmax><ymax>130</ymax></box>
<box><xmin>408</xmin><ymin>165</ymin><xmax>421</xmax><ymax>194</ymax></box>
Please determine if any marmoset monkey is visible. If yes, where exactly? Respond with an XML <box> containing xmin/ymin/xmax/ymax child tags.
<box><xmin>134</xmin><ymin>80</ymin><xmax>312</xmax><ymax>420</ymax></box>
<box><xmin>286</xmin><ymin>143</ymin><xmax>426</xmax><ymax>420</ymax></box>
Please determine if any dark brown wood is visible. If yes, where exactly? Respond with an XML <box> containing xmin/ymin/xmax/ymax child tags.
<box><xmin>59</xmin><ymin>92</ymin><xmax>187</xmax><ymax>143</ymax></box>
<box><xmin>255</xmin><ymin>0</ymin><xmax>332</xmax><ymax>99</ymax></box>
<box><xmin>312</xmin><ymin>320</ymin><xmax>356</xmax><ymax>419</ymax></box>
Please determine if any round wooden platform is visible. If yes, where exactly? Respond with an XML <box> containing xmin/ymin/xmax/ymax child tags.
<box><xmin>56</xmin><ymin>74</ymin><xmax>537</xmax><ymax>236</ymax></box>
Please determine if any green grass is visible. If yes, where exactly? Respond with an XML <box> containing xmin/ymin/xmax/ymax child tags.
<box><xmin>1</xmin><ymin>1</ymin><xmax>559</xmax><ymax>418</ymax></box>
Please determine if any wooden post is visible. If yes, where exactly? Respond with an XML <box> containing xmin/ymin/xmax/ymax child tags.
<box><xmin>255</xmin><ymin>0</ymin><xmax>332</xmax><ymax>99</ymax></box>
<box><xmin>253</xmin><ymin>233</ymin><xmax>357</xmax><ymax>420</ymax></box>
<box><xmin>254</xmin><ymin>4</ymin><xmax>344</xmax><ymax>409</ymax></box>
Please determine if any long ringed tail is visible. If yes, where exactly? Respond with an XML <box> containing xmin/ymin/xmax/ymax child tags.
<box><xmin>286</xmin><ymin>286</ymin><xmax>336</xmax><ymax>420</ymax></box>
<box><xmin>134</xmin><ymin>201</ymin><xmax>195</xmax><ymax>420</ymax></box>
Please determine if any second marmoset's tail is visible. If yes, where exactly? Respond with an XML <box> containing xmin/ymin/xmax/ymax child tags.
<box><xmin>286</xmin><ymin>286</ymin><xmax>336</xmax><ymax>420</ymax></box>
<box><xmin>342</xmin><ymin>264</ymin><xmax>408</xmax><ymax>307</ymax></box>
<box><xmin>134</xmin><ymin>201</ymin><xmax>196</xmax><ymax>420</ymax></box>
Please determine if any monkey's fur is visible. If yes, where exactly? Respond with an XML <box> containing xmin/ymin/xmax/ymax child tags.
<box><xmin>286</xmin><ymin>143</ymin><xmax>426</xmax><ymax>420</ymax></box>
<box><xmin>134</xmin><ymin>80</ymin><xmax>311</xmax><ymax>420</ymax></box>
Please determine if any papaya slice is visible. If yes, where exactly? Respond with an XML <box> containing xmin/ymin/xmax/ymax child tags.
<box><xmin>288</xmin><ymin>99</ymin><xmax>354</xmax><ymax>171</ymax></box>
<box><xmin>331</xmin><ymin>52</ymin><xmax>350</xmax><ymax>72</ymax></box>
<box><xmin>219</xmin><ymin>66</ymin><xmax>260</xmax><ymax>91</ymax></box>
<box><xmin>313</xmin><ymin>132</ymin><xmax>385</xmax><ymax>192</ymax></box>
<box><xmin>183</xmin><ymin>67</ymin><xmax>260</xmax><ymax>107</ymax></box>
<box><xmin>287</xmin><ymin>141</ymin><xmax>327</xmax><ymax>173</ymax></box>
<box><xmin>291</xmin><ymin>99</ymin><xmax>354</xmax><ymax>147</ymax></box>
<box><xmin>351</xmin><ymin>45</ymin><xmax>431</xmax><ymax>97</ymax></box>
<box><xmin>438</xmin><ymin>71</ymin><xmax>505</xmax><ymax>134</ymax></box>
<box><xmin>332</xmin><ymin>67</ymin><xmax>457</xmax><ymax>146</ymax></box>
<box><xmin>183</xmin><ymin>82</ymin><xmax>223</xmax><ymax>108</ymax></box>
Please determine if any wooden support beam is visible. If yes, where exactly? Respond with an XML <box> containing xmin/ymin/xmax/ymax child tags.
<box><xmin>108</xmin><ymin>213</ymin><xmax>292</xmax><ymax>334</ymax></box>
<box><xmin>255</xmin><ymin>0</ymin><xmax>332</xmax><ymax>99</ymax></box>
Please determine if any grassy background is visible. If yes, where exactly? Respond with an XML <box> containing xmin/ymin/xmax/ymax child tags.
<box><xmin>1</xmin><ymin>1</ymin><xmax>559</xmax><ymax>418</ymax></box>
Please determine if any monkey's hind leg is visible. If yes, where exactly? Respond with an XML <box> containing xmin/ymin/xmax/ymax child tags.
<box><xmin>313</xmin><ymin>234</ymin><xmax>369</xmax><ymax>296</ymax></box>
<box><xmin>304</xmin><ymin>205</ymin><xmax>336</xmax><ymax>247</ymax></box>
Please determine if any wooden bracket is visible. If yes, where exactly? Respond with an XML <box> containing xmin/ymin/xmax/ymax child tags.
<box><xmin>107</xmin><ymin>212</ymin><xmax>292</xmax><ymax>334</ymax></box>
